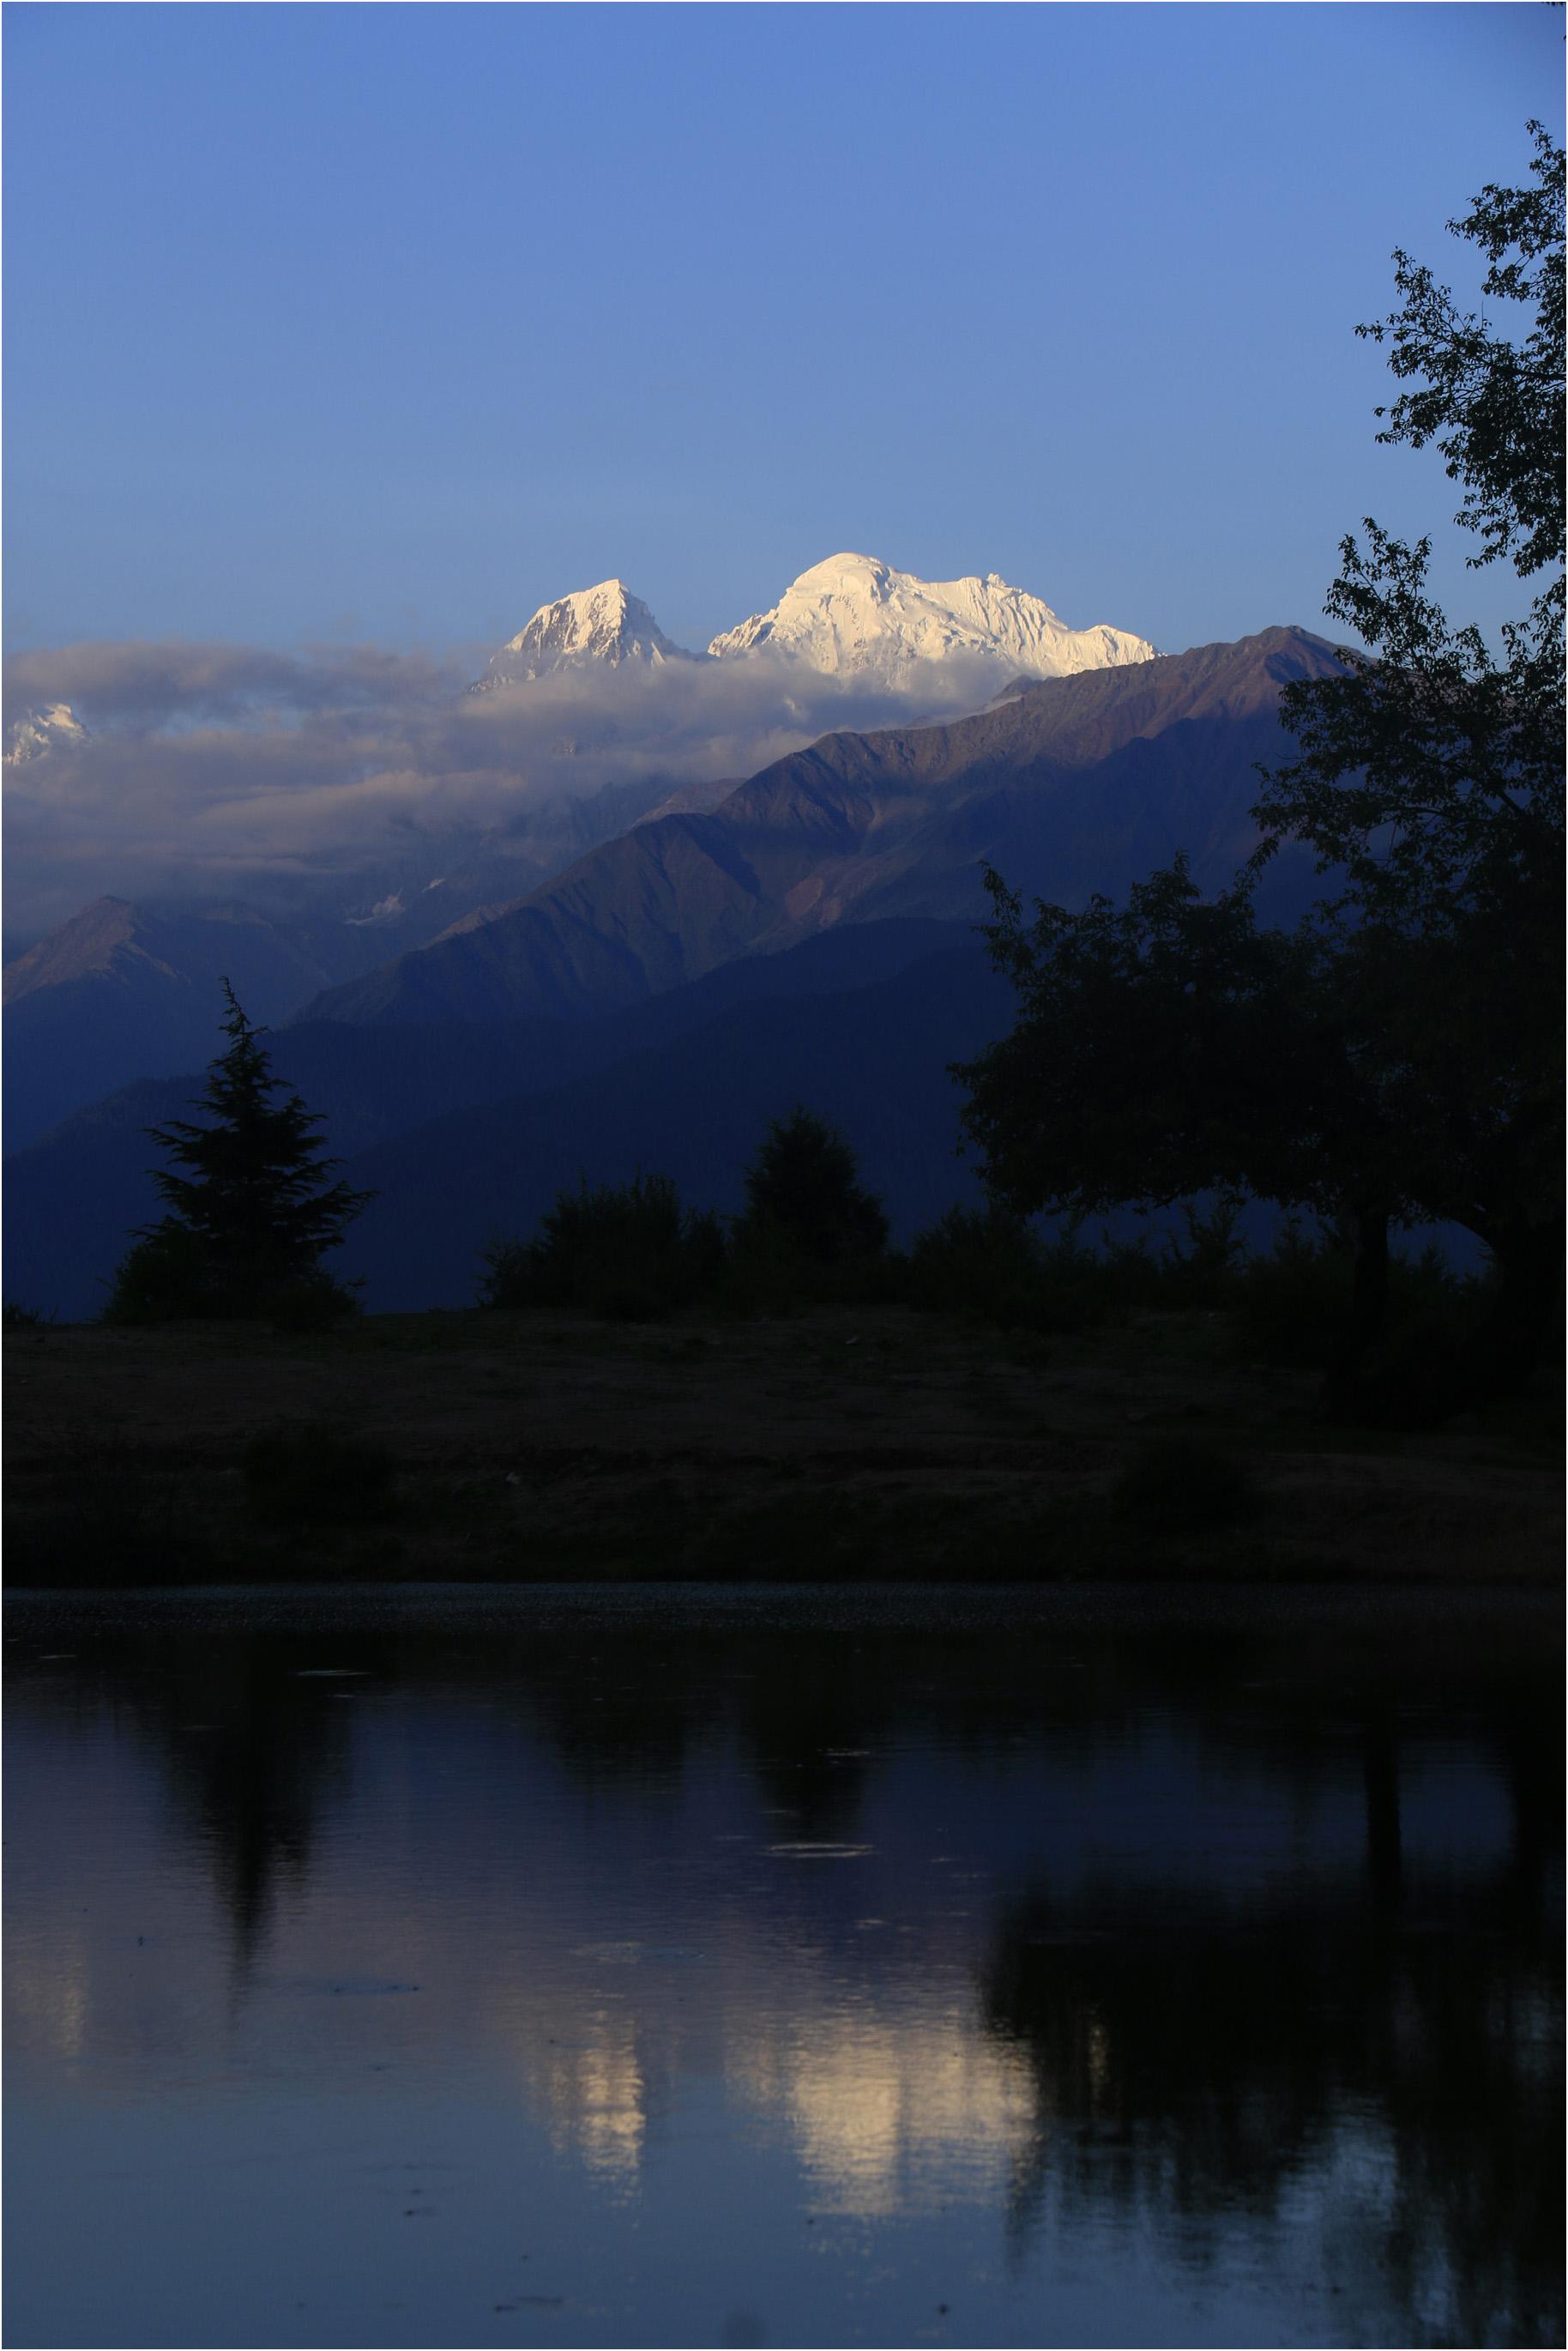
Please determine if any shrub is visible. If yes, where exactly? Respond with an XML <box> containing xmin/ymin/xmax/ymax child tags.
<box><xmin>104</xmin><ymin>1227</ymin><xmax>362</xmax><ymax>1333</ymax></box>
<box><xmin>906</xmin><ymin>1204</ymin><xmax>1043</xmax><ymax>1323</ymax></box>
<box><xmin>903</xmin><ymin>1207</ymin><xmax>1167</xmax><ymax>1333</ymax></box>
<box><xmin>478</xmin><ymin>1174</ymin><xmax>726</xmax><ymax>1321</ymax></box>
<box><xmin>1157</xmin><ymin>1196</ymin><xmax>1249</xmax><ymax>1308</ymax></box>
<box><xmin>267</xmin><ymin>1270</ymin><xmax>364</xmax><ymax>1335</ymax></box>
<box><xmin>718</xmin><ymin>1216</ymin><xmax>811</xmax><ymax>1319</ymax></box>
<box><xmin>1229</xmin><ymin>1221</ymin><xmax>1347</xmax><ymax>1364</ymax></box>
<box><xmin>103</xmin><ymin>1223</ymin><xmax>232</xmax><ymax>1324</ymax></box>
<box><xmin>1354</xmin><ymin>1246</ymin><xmax>1499</xmax><ymax>1420</ymax></box>
<box><xmin>242</xmin><ymin>1421</ymin><xmax>395</xmax><ymax>1526</ymax></box>
<box><xmin>474</xmin><ymin>1234</ymin><xmax>530</xmax><ymax>1309</ymax></box>
<box><xmin>735</xmin><ymin>1108</ymin><xmax>890</xmax><ymax>1280</ymax></box>
<box><xmin>1113</xmin><ymin>1435</ymin><xmax>1261</xmax><ymax>1536</ymax></box>
<box><xmin>1232</xmin><ymin>1222</ymin><xmax>1493</xmax><ymax>1381</ymax></box>
<box><xmin>3</xmin><ymin>1301</ymin><xmax>57</xmax><ymax>1333</ymax></box>
<box><xmin>1035</xmin><ymin>1221</ymin><xmax>1161</xmax><ymax>1329</ymax></box>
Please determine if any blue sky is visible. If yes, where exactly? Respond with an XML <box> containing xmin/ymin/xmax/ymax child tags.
<box><xmin>3</xmin><ymin>3</ymin><xmax>1561</xmax><ymax>659</ymax></box>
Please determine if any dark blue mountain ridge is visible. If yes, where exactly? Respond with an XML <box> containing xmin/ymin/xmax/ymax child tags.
<box><xmin>2</xmin><ymin>898</ymin><xmax>339</xmax><ymax>1151</ymax></box>
<box><xmin>331</xmin><ymin>935</ymin><xmax>1016</xmax><ymax>1309</ymax></box>
<box><xmin>1</xmin><ymin>773</ymin><xmax>692</xmax><ymax>1147</ymax></box>
<box><xmin>2</xmin><ymin>921</ymin><xmax>962</xmax><ymax>1320</ymax></box>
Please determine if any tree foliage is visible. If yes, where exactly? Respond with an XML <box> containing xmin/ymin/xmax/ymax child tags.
<box><xmin>737</xmin><ymin>1106</ymin><xmax>890</xmax><ymax>1269</ymax></box>
<box><xmin>1360</xmin><ymin>120</ymin><xmax>1562</xmax><ymax>583</ymax></box>
<box><xmin>1255</xmin><ymin>124</ymin><xmax>1564</xmax><ymax>1358</ymax></box>
<box><xmin>476</xmin><ymin>1172</ymin><xmax>726</xmax><ymax>1321</ymax></box>
<box><xmin>959</xmin><ymin>862</ymin><xmax>1370</xmax><ymax>1222</ymax></box>
<box><xmin>1254</xmin><ymin>124</ymin><xmax>1563</xmax><ymax>943</ymax></box>
<box><xmin>957</xmin><ymin>130</ymin><xmax>1565</xmax><ymax>1417</ymax></box>
<box><xmin>107</xmin><ymin>982</ymin><xmax>370</xmax><ymax>1322</ymax></box>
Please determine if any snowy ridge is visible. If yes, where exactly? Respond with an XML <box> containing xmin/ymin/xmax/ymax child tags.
<box><xmin>708</xmin><ymin>553</ymin><xmax>1155</xmax><ymax>684</ymax></box>
<box><xmin>472</xmin><ymin>553</ymin><xmax>1155</xmax><ymax>697</ymax></box>
<box><xmin>4</xmin><ymin>701</ymin><xmax>88</xmax><ymax>766</ymax></box>
<box><xmin>473</xmin><ymin>581</ymin><xmax>692</xmax><ymax>690</ymax></box>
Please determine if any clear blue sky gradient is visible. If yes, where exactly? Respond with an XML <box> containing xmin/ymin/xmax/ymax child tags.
<box><xmin>3</xmin><ymin>3</ymin><xmax>1561</xmax><ymax>660</ymax></box>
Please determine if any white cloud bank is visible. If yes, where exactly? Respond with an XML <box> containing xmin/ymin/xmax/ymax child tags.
<box><xmin>3</xmin><ymin>637</ymin><xmax>1010</xmax><ymax>941</ymax></box>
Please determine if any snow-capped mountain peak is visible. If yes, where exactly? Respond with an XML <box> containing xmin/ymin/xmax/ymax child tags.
<box><xmin>473</xmin><ymin>580</ymin><xmax>693</xmax><ymax>691</ymax></box>
<box><xmin>4</xmin><ymin>701</ymin><xmax>88</xmax><ymax>767</ymax></box>
<box><xmin>470</xmin><ymin>553</ymin><xmax>1153</xmax><ymax>697</ymax></box>
<box><xmin>707</xmin><ymin>553</ymin><xmax>1155</xmax><ymax>683</ymax></box>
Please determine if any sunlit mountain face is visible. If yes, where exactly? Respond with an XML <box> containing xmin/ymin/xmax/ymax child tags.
<box><xmin>705</xmin><ymin>553</ymin><xmax>1155</xmax><ymax>684</ymax></box>
<box><xmin>469</xmin><ymin>554</ymin><xmax>1155</xmax><ymax>694</ymax></box>
<box><xmin>5</xmin><ymin>1588</ymin><xmax>1560</xmax><ymax>2351</ymax></box>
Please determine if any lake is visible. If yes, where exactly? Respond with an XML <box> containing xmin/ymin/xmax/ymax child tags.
<box><xmin>3</xmin><ymin>1585</ymin><xmax>1561</xmax><ymax>2349</ymax></box>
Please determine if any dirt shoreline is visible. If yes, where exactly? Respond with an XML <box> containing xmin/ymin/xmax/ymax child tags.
<box><xmin>5</xmin><ymin>1305</ymin><xmax>1561</xmax><ymax>1590</ymax></box>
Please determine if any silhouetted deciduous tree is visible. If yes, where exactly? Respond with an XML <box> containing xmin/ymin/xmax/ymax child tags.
<box><xmin>957</xmin><ymin>130</ymin><xmax>1564</xmax><ymax>1419</ymax></box>
<box><xmin>1253</xmin><ymin>124</ymin><xmax>1564</xmax><ymax>1399</ymax></box>
<box><xmin>955</xmin><ymin>862</ymin><xmax>1428</xmax><ymax>1406</ymax></box>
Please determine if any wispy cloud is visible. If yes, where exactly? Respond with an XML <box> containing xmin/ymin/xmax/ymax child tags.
<box><xmin>3</xmin><ymin>638</ymin><xmax>1007</xmax><ymax>939</ymax></box>
<box><xmin>3</xmin><ymin>638</ymin><xmax>467</xmax><ymax>733</ymax></box>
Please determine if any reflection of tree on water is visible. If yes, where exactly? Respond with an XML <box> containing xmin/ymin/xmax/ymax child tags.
<box><xmin>486</xmin><ymin>1629</ymin><xmax>714</xmax><ymax>1791</ymax></box>
<box><xmin>1490</xmin><ymin>1710</ymin><xmax>1563</xmax><ymax>1937</ymax></box>
<box><xmin>735</xmin><ymin>1637</ymin><xmax>897</xmax><ymax>1839</ymax></box>
<box><xmin>107</xmin><ymin>1629</ymin><xmax>356</xmax><ymax>1979</ymax></box>
<box><xmin>18</xmin><ymin>1594</ymin><xmax>1559</xmax><ymax>2334</ymax></box>
<box><xmin>978</xmin><ymin>1704</ymin><xmax>1564</xmax><ymax>2348</ymax></box>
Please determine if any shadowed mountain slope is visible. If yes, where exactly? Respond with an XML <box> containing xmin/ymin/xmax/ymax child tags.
<box><xmin>331</xmin><ymin>934</ymin><xmax>1018</xmax><ymax>1310</ymax></box>
<box><xmin>1</xmin><ymin>774</ymin><xmax>696</xmax><ymax>1145</ymax></box>
<box><xmin>303</xmin><ymin>628</ymin><xmax>1343</xmax><ymax>1030</ymax></box>
<box><xmin>3</xmin><ymin>900</ymin><xmax>336</xmax><ymax>1151</ymax></box>
<box><xmin>3</xmin><ymin>922</ymin><xmax>960</xmax><ymax>1321</ymax></box>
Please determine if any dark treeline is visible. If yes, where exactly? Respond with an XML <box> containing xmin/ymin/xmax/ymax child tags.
<box><xmin>471</xmin><ymin>1105</ymin><xmax>1493</xmax><ymax>1381</ymax></box>
<box><xmin>44</xmin><ymin>979</ymin><xmax>1505</xmax><ymax>1425</ymax></box>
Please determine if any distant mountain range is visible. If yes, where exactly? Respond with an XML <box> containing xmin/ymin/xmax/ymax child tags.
<box><xmin>7</xmin><ymin>552</ymin><xmax>1155</xmax><ymax>754</ymax></box>
<box><xmin>0</xmin><ymin>775</ymin><xmax>682</xmax><ymax>1149</ymax></box>
<box><xmin>4</xmin><ymin>549</ymin><xmax>1155</xmax><ymax>1134</ymax></box>
<box><xmin>3</xmin><ymin>899</ymin><xmax>339</xmax><ymax>1147</ymax></box>
<box><xmin>4</xmin><ymin>623</ymin><xmax>1345</xmax><ymax>1319</ymax></box>
<box><xmin>5</xmin><ymin>920</ymin><xmax>972</xmax><ymax>1319</ymax></box>
<box><xmin>307</xmin><ymin>626</ymin><xmax>1336</xmax><ymax>1030</ymax></box>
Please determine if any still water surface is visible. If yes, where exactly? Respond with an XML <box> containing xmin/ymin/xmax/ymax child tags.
<box><xmin>4</xmin><ymin>1585</ymin><xmax>1561</xmax><ymax>2349</ymax></box>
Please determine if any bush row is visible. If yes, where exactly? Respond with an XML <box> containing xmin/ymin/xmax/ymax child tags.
<box><xmin>477</xmin><ymin>1109</ymin><xmax>896</xmax><ymax>1321</ymax></box>
<box><xmin>474</xmin><ymin>1108</ymin><xmax>1492</xmax><ymax>1367</ymax></box>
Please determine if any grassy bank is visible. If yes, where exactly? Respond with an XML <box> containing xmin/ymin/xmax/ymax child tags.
<box><xmin>4</xmin><ymin>1302</ymin><xmax>1559</xmax><ymax>1590</ymax></box>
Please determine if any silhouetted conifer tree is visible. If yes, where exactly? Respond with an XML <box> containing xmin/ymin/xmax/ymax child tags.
<box><xmin>106</xmin><ymin>982</ymin><xmax>371</xmax><ymax>1322</ymax></box>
